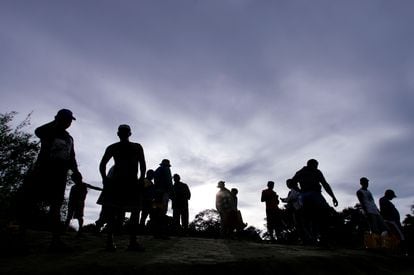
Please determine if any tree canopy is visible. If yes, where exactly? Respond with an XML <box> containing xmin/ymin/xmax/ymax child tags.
<box><xmin>0</xmin><ymin>111</ymin><xmax>39</xmax><ymax>221</ymax></box>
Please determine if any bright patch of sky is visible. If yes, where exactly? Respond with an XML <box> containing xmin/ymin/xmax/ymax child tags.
<box><xmin>1</xmin><ymin>0</ymin><xmax>413</xmax><ymax>230</ymax></box>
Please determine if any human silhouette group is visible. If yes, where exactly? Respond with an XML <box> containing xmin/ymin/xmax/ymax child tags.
<box><xmin>18</xmin><ymin>109</ymin><xmax>405</xmax><ymax>252</ymax></box>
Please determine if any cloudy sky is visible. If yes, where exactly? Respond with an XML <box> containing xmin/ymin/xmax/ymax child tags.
<box><xmin>1</xmin><ymin>0</ymin><xmax>413</xmax><ymax>229</ymax></box>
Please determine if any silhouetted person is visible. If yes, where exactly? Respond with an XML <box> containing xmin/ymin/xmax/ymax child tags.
<box><xmin>95</xmin><ymin>166</ymin><xmax>114</xmax><ymax>233</ymax></box>
<box><xmin>139</xmin><ymin>169</ymin><xmax>155</xmax><ymax>227</ymax></box>
<box><xmin>99</xmin><ymin>124</ymin><xmax>146</xmax><ymax>251</ymax></box>
<box><xmin>281</xmin><ymin>179</ymin><xmax>306</xmax><ymax>243</ymax></box>
<box><xmin>154</xmin><ymin>159</ymin><xmax>173</xmax><ymax>214</ymax></box>
<box><xmin>65</xmin><ymin>172</ymin><xmax>102</xmax><ymax>235</ymax></box>
<box><xmin>291</xmin><ymin>159</ymin><xmax>338</xmax><ymax>245</ymax></box>
<box><xmin>379</xmin><ymin>189</ymin><xmax>405</xmax><ymax>242</ymax></box>
<box><xmin>19</xmin><ymin>109</ymin><xmax>82</xmax><ymax>251</ymax></box>
<box><xmin>151</xmin><ymin>159</ymin><xmax>173</xmax><ymax>238</ymax></box>
<box><xmin>172</xmin><ymin>174</ymin><xmax>191</xmax><ymax>232</ymax></box>
<box><xmin>356</xmin><ymin>177</ymin><xmax>387</xmax><ymax>235</ymax></box>
<box><xmin>216</xmin><ymin>181</ymin><xmax>236</xmax><ymax>237</ymax></box>
<box><xmin>231</xmin><ymin>188</ymin><xmax>247</xmax><ymax>232</ymax></box>
<box><xmin>261</xmin><ymin>181</ymin><xmax>282</xmax><ymax>241</ymax></box>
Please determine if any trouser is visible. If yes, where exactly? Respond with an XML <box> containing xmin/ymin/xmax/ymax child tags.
<box><xmin>266</xmin><ymin>209</ymin><xmax>283</xmax><ymax>239</ymax></box>
<box><xmin>150</xmin><ymin>206</ymin><xmax>169</xmax><ymax>237</ymax></box>
<box><xmin>173</xmin><ymin>207</ymin><xmax>189</xmax><ymax>229</ymax></box>
<box><xmin>18</xmin><ymin>165</ymin><xmax>67</xmax><ymax>239</ymax></box>
<box><xmin>367</xmin><ymin>213</ymin><xmax>387</xmax><ymax>234</ymax></box>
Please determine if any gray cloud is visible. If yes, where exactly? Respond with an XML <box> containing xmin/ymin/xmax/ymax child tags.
<box><xmin>1</xmin><ymin>1</ymin><xmax>414</xmax><ymax>228</ymax></box>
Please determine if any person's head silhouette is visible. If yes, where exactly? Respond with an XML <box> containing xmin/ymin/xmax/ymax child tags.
<box><xmin>360</xmin><ymin>177</ymin><xmax>369</xmax><ymax>189</ymax></box>
<box><xmin>384</xmin><ymin>189</ymin><xmax>397</xmax><ymax>200</ymax></box>
<box><xmin>267</xmin><ymin>181</ymin><xmax>275</xmax><ymax>189</ymax></box>
<box><xmin>217</xmin><ymin>181</ymin><xmax>225</xmax><ymax>189</ymax></box>
<box><xmin>307</xmin><ymin>159</ymin><xmax>319</xmax><ymax>169</ymax></box>
<box><xmin>55</xmin><ymin>109</ymin><xmax>76</xmax><ymax>130</ymax></box>
<box><xmin>160</xmin><ymin>159</ymin><xmax>171</xmax><ymax>167</ymax></box>
<box><xmin>173</xmin><ymin>174</ymin><xmax>180</xmax><ymax>183</ymax></box>
<box><xmin>146</xmin><ymin>169</ymin><xmax>155</xmax><ymax>180</ymax></box>
<box><xmin>117</xmin><ymin>124</ymin><xmax>131</xmax><ymax>141</ymax></box>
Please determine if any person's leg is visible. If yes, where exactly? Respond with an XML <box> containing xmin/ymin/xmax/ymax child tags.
<box><xmin>95</xmin><ymin>205</ymin><xmax>109</xmax><ymax>232</ymax></box>
<box><xmin>127</xmin><ymin>210</ymin><xmax>145</xmax><ymax>252</ymax></box>
<box><xmin>48</xmin><ymin>169</ymin><xmax>68</xmax><ymax>249</ymax></box>
<box><xmin>173</xmin><ymin>209</ymin><xmax>180</xmax><ymax>228</ymax></box>
<box><xmin>65</xmin><ymin>207</ymin><xmax>73</xmax><ymax>229</ymax></box>
<box><xmin>78</xmin><ymin>218</ymin><xmax>84</xmax><ymax>232</ymax></box>
<box><xmin>49</xmin><ymin>197</ymin><xmax>68</xmax><ymax>250</ymax></box>
<box><xmin>266</xmin><ymin>212</ymin><xmax>275</xmax><ymax>240</ymax></box>
<box><xmin>140</xmin><ymin>209</ymin><xmax>149</xmax><ymax>226</ymax></box>
<box><xmin>182</xmin><ymin>208</ymin><xmax>189</xmax><ymax>230</ymax></box>
<box><xmin>128</xmin><ymin>210</ymin><xmax>142</xmax><ymax>247</ymax></box>
<box><xmin>105</xmin><ymin>206</ymin><xmax>121</xmax><ymax>251</ymax></box>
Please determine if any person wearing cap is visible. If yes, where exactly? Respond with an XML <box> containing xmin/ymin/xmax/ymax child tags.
<box><xmin>154</xmin><ymin>159</ymin><xmax>173</xmax><ymax>214</ymax></box>
<box><xmin>99</xmin><ymin>124</ymin><xmax>146</xmax><ymax>251</ymax></box>
<box><xmin>19</xmin><ymin>108</ymin><xmax>82</xmax><ymax>251</ymax></box>
<box><xmin>216</xmin><ymin>181</ymin><xmax>237</xmax><ymax>237</ymax></box>
<box><xmin>356</xmin><ymin>177</ymin><xmax>387</xmax><ymax>235</ymax></box>
<box><xmin>151</xmin><ymin>159</ymin><xmax>173</xmax><ymax>238</ymax></box>
<box><xmin>379</xmin><ymin>189</ymin><xmax>405</xmax><ymax>241</ymax></box>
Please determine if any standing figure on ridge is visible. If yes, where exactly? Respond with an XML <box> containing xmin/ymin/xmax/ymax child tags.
<box><xmin>281</xmin><ymin>179</ymin><xmax>306</xmax><ymax>243</ymax></box>
<box><xmin>356</xmin><ymin>177</ymin><xmax>387</xmax><ymax>235</ymax></box>
<box><xmin>152</xmin><ymin>159</ymin><xmax>173</xmax><ymax>238</ymax></box>
<box><xmin>379</xmin><ymin>189</ymin><xmax>405</xmax><ymax>242</ymax></box>
<box><xmin>231</xmin><ymin>188</ymin><xmax>247</xmax><ymax>232</ymax></box>
<box><xmin>99</xmin><ymin>124</ymin><xmax>146</xmax><ymax>251</ymax></box>
<box><xmin>65</xmin><ymin>172</ymin><xmax>102</xmax><ymax>235</ymax></box>
<box><xmin>172</xmin><ymin>174</ymin><xmax>191</xmax><ymax>233</ymax></box>
<box><xmin>291</xmin><ymin>159</ymin><xmax>338</xmax><ymax>245</ymax></box>
<box><xmin>19</xmin><ymin>109</ymin><xmax>82</xmax><ymax>251</ymax></box>
<box><xmin>216</xmin><ymin>181</ymin><xmax>237</xmax><ymax>237</ymax></box>
<box><xmin>139</xmin><ymin>169</ymin><xmax>155</xmax><ymax>228</ymax></box>
<box><xmin>261</xmin><ymin>181</ymin><xmax>283</xmax><ymax>241</ymax></box>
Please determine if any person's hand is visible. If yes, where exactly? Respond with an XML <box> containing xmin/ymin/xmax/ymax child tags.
<box><xmin>333</xmin><ymin>197</ymin><xmax>338</xmax><ymax>207</ymax></box>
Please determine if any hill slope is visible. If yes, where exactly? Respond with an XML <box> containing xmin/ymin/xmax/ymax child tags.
<box><xmin>0</xmin><ymin>230</ymin><xmax>412</xmax><ymax>275</ymax></box>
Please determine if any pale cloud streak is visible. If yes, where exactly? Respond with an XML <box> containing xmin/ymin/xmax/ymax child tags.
<box><xmin>1</xmin><ymin>1</ymin><xmax>414</xmax><ymax>229</ymax></box>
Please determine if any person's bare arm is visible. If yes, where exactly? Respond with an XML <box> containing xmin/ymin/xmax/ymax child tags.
<box><xmin>99</xmin><ymin>147</ymin><xmax>112</xmax><ymax>183</ymax></box>
<box><xmin>320</xmin><ymin>172</ymin><xmax>338</xmax><ymax>207</ymax></box>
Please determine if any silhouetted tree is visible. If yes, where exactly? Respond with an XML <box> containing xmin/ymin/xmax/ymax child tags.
<box><xmin>0</xmin><ymin>112</ymin><xmax>39</xmax><ymax>223</ymax></box>
<box><xmin>188</xmin><ymin>209</ymin><xmax>221</xmax><ymax>238</ymax></box>
<box><xmin>238</xmin><ymin>225</ymin><xmax>263</xmax><ymax>242</ymax></box>
<box><xmin>402</xmin><ymin>204</ymin><xmax>414</xmax><ymax>254</ymax></box>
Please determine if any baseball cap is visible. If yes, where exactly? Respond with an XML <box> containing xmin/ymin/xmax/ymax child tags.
<box><xmin>385</xmin><ymin>189</ymin><xmax>397</xmax><ymax>198</ymax></box>
<box><xmin>56</xmin><ymin>109</ymin><xmax>76</xmax><ymax>120</ymax></box>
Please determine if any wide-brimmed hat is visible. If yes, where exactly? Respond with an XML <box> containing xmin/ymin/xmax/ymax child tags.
<box><xmin>160</xmin><ymin>159</ymin><xmax>171</xmax><ymax>167</ymax></box>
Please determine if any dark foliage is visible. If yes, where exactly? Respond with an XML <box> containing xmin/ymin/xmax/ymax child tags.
<box><xmin>188</xmin><ymin>209</ymin><xmax>221</xmax><ymax>238</ymax></box>
<box><xmin>0</xmin><ymin>112</ymin><xmax>39</xmax><ymax>223</ymax></box>
<box><xmin>402</xmin><ymin>205</ymin><xmax>414</xmax><ymax>254</ymax></box>
<box><xmin>188</xmin><ymin>209</ymin><xmax>262</xmax><ymax>241</ymax></box>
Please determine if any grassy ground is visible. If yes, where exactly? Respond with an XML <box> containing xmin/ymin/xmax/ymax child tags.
<box><xmin>0</xmin><ymin>230</ymin><xmax>412</xmax><ymax>275</ymax></box>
